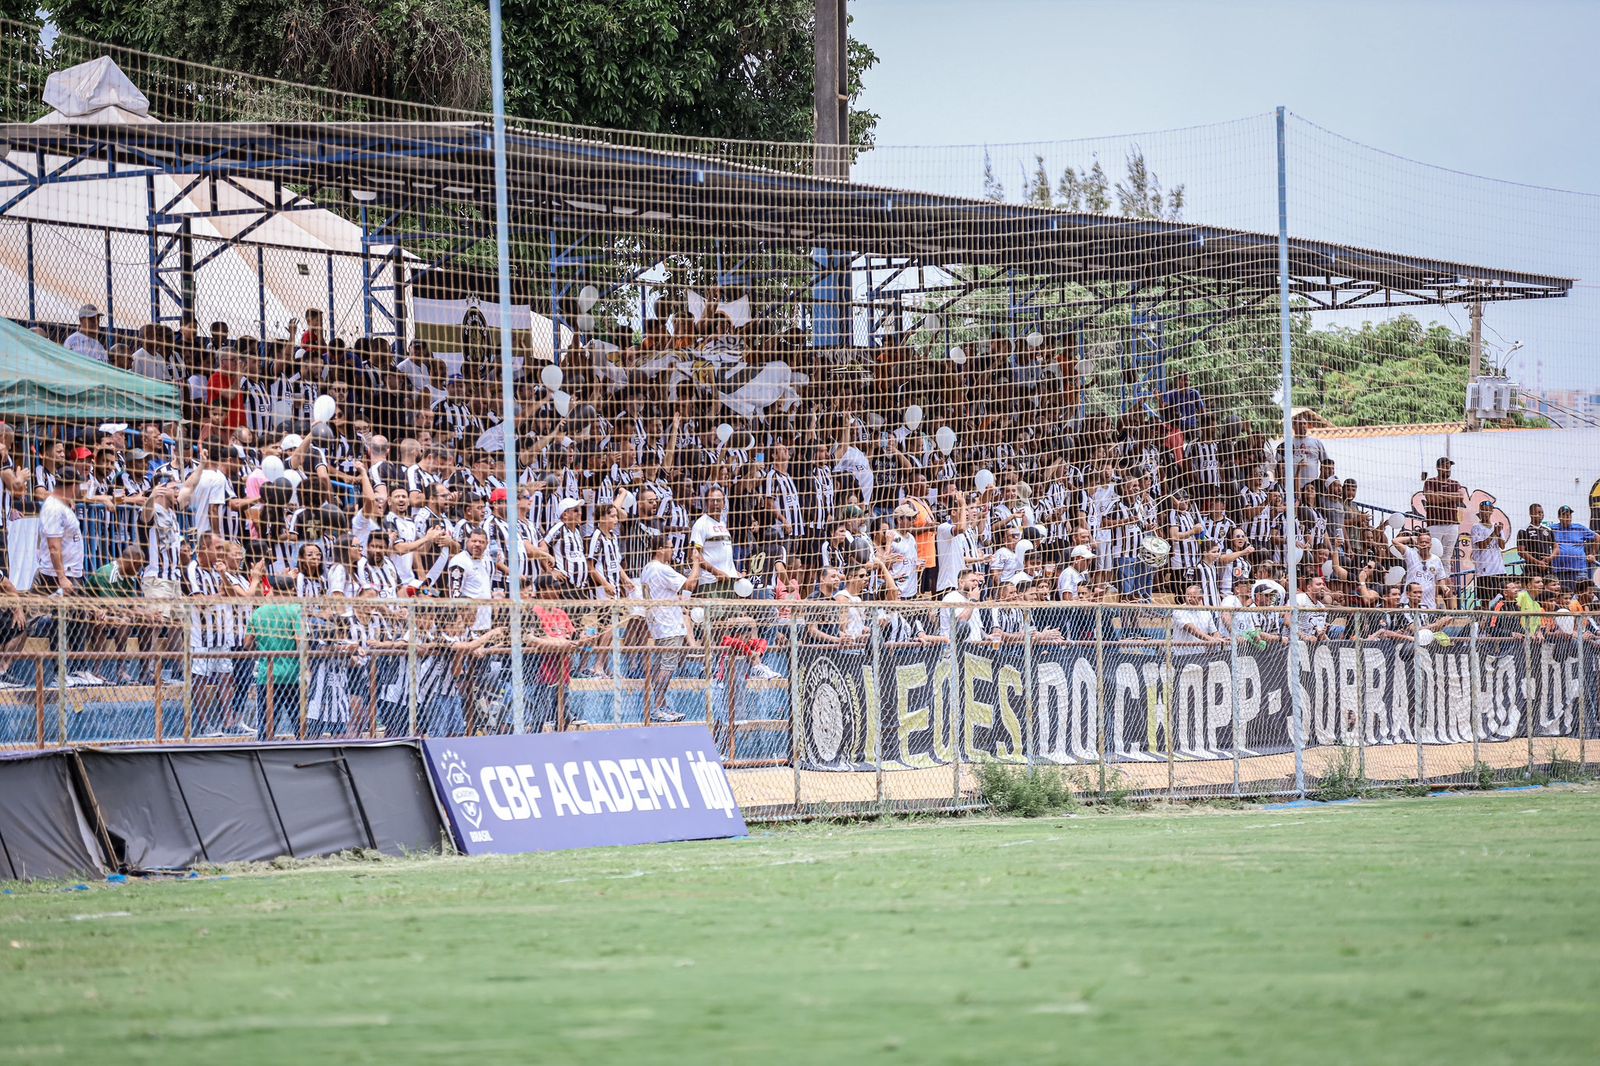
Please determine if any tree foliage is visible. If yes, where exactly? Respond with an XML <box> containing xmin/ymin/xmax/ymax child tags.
<box><xmin>39</xmin><ymin>0</ymin><xmax>879</xmax><ymax>144</ymax></box>
<box><xmin>1290</xmin><ymin>313</ymin><xmax>1474</xmax><ymax>426</ymax></box>
<box><xmin>1041</xmin><ymin>150</ymin><xmax>1176</xmax><ymax>219</ymax></box>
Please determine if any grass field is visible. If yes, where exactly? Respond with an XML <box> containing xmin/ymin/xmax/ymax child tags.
<box><xmin>4</xmin><ymin>788</ymin><xmax>1599</xmax><ymax>1064</ymax></box>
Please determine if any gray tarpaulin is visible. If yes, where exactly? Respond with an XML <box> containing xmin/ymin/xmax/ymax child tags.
<box><xmin>0</xmin><ymin>750</ymin><xmax>106</xmax><ymax>881</ymax></box>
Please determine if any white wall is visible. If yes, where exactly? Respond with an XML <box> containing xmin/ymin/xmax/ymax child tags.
<box><xmin>1322</xmin><ymin>427</ymin><xmax>1600</xmax><ymax>525</ymax></box>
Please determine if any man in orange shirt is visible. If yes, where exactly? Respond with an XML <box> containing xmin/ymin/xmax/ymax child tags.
<box><xmin>905</xmin><ymin>470</ymin><xmax>938</xmax><ymax>596</ymax></box>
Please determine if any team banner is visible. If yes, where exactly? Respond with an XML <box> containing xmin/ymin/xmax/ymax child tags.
<box><xmin>422</xmin><ymin>726</ymin><xmax>746</xmax><ymax>856</ymax></box>
<box><xmin>796</xmin><ymin>635</ymin><xmax>1593</xmax><ymax>772</ymax></box>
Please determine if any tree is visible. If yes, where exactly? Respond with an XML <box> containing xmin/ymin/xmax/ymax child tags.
<box><xmin>42</xmin><ymin>0</ymin><xmax>490</xmax><ymax>109</ymax></box>
<box><xmin>981</xmin><ymin>149</ymin><xmax>1004</xmax><ymax>202</ymax></box>
<box><xmin>1025</xmin><ymin>154</ymin><xmax>1052</xmax><ymax>208</ymax></box>
<box><xmin>1114</xmin><ymin>147</ymin><xmax>1184</xmax><ymax>221</ymax></box>
<box><xmin>42</xmin><ymin>0</ymin><xmax>880</xmax><ymax>145</ymax></box>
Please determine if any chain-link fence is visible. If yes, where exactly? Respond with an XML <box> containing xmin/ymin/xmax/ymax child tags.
<box><xmin>3</xmin><ymin>596</ymin><xmax>1591</xmax><ymax>817</ymax></box>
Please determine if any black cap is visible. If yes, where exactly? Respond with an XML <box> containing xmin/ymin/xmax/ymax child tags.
<box><xmin>54</xmin><ymin>465</ymin><xmax>82</xmax><ymax>485</ymax></box>
<box><xmin>1558</xmin><ymin>505</ymin><xmax>1574</xmax><ymax>515</ymax></box>
<box><xmin>1435</xmin><ymin>456</ymin><xmax>1453</xmax><ymax>467</ymax></box>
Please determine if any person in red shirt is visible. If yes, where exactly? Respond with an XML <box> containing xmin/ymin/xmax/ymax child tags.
<box><xmin>527</xmin><ymin>574</ymin><xmax>579</xmax><ymax>730</ymax></box>
<box><xmin>206</xmin><ymin>348</ymin><xmax>247</xmax><ymax>431</ymax></box>
<box><xmin>297</xmin><ymin>308</ymin><xmax>325</xmax><ymax>356</ymax></box>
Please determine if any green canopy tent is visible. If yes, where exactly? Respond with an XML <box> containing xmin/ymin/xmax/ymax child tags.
<box><xmin>0</xmin><ymin>317</ymin><xmax>182</xmax><ymax>423</ymax></box>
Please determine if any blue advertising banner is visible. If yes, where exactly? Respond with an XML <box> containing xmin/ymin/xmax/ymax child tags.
<box><xmin>422</xmin><ymin>726</ymin><xmax>747</xmax><ymax>856</ymax></box>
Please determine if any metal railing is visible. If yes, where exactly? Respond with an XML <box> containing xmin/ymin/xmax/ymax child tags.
<box><xmin>1</xmin><ymin>595</ymin><xmax>1592</xmax><ymax>815</ymax></box>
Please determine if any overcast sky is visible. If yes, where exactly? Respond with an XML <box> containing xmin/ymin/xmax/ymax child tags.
<box><xmin>849</xmin><ymin>0</ymin><xmax>1600</xmax><ymax>390</ymax></box>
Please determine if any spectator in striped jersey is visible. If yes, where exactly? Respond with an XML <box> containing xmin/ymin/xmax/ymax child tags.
<box><xmin>1166</xmin><ymin>487</ymin><xmax>1204</xmax><ymax>590</ymax></box>
<box><xmin>533</xmin><ymin>497</ymin><xmax>589</xmax><ymax>589</ymax></box>
<box><xmin>764</xmin><ymin>443</ymin><xmax>804</xmax><ymax>544</ymax></box>
<box><xmin>356</xmin><ymin>531</ymin><xmax>401</xmax><ymax>598</ymax></box>
<box><xmin>186</xmin><ymin>532</ymin><xmax>234</xmax><ymax>726</ymax></box>
<box><xmin>587</xmin><ymin>503</ymin><xmax>630</xmax><ymax>601</ymax></box>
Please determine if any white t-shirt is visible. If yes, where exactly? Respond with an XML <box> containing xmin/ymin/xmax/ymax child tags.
<box><xmin>1294</xmin><ymin>592</ymin><xmax>1329</xmax><ymax>637</ymax></box>
<box><xmin>65</xmin><ymin>332</ymin><xmax>108</xmax><ymax>362</ymax></box>
<box><xmin>1057</xmin><ymin>564</ymin><xmax>1086</xmax><ymax>600</ymax></box>
<box><xmin>834</xmin><ymin>447</ymin><xmax>875</xmax><ymax>506</ymax></box>
<box><xmin>1469</xmin><ymin>522</ymin><xmax>1507</xmax><ymax>577</ymax></box>
<box><xmin>1172</xmin><ymin>607</ymin><xmax>1218</xmax><ymax>651</ymax></box>
<box><xmin>1402</xmin><ymin>546</ymin><xmax>1447</xmax><ymax>608</ymax></box>
<box><xmin>890</xmin><ymin>532</ymin><xmax>919</xmax><ymax>598</ymax></box>
<box><xmin>36</xmin><ymin>495</ymin><xmax>84</xmax><ymax>578</ymax></box>
<box><xmin>990</xmin><ymin>546</ymin><xmax>1025</xmax><ymax>585</ymax></box>
<box><xmin>935</xmin><ymin>521</ymin><xmax>972</xmax><ymax>592</ymax></box>
<box><xmin>190</xmin><ymin>468</ymin><xmax>235</xmax><ymax>535</ymax></box>
<box><xmin>448</xmin><ymin>550</ymin><xmax>495</xmax><ymax>631</ymax></box>
<box><xmin>690</xmin><ymin>514</ymin><xmax>736</xmax><ymax>587</ymax></box>
<box><xmin>640</xmin><ymin>559</ymin><xmax>689</xmax><ymax>640</ymax></box>
<box><xmin>447</xmin><ymin>550</ymin><xmax>494</xmax><ymax>600</ymax></box>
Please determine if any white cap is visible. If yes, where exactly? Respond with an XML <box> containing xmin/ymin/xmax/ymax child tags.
<box><xmin>280</xmin><ymin>434</ymin><xmax>304</xmax><ymax>451</ymax></box>
<box><xmin>1070</xmin><ymin>545</ymin><xmax>1095</xmax><ymax>561</ymax></box>
<box><xmin>557</xmin><ymin>497</ymin><xmax>584</xmax><ymax>514</ymax></box>
<box><xmin>1007</xmin><ymin>572</ymin><xmax>1034</xmax><ymax>587</ymax></box>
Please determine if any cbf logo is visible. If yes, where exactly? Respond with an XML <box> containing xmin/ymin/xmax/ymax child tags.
<box><xmin>438</xmin><ymin>749</ymin><xmax>485</xmax><ymax>830</ymax></box>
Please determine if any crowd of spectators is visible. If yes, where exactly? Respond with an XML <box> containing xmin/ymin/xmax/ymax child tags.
<box><xmin>1</xmin><ymin>296</ymin><xmax>1596</xmax><ymax>737</ymax></box>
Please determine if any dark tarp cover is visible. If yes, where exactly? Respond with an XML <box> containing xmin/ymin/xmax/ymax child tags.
<box><xmin>77</xmin><ymin>742</ymin><xmax>445</xmax><ymax>871</ymax></box>
<box><xmin>0</xmin><ymin>749</ymin><xmax>106</xmax><ymax>881</ymax></box>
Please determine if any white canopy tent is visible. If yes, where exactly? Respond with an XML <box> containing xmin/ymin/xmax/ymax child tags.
<box><xmin>0</xmin><ymin>56</ymin><xmax>409</xmax><ymax>342</ymax></box>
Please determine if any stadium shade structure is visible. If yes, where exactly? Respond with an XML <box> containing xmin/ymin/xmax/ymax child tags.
<box><xmin>0</xmin><ymin>87</ymin><xmax>1574</xmax><ymax>362</ymax></box>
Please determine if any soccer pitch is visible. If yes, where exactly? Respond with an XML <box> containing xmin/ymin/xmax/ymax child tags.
<box><xmin>5</xmin><ymin>790</ymin><xmax>1599</xmax><ymax>1064</ymax></box>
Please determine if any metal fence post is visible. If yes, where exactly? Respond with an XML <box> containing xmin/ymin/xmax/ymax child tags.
<box><xmin>703</xmin><ymin>601</ymin><xmax>716</xmax><ymax>730</ymax></box>
<box><xmin>1577</xmin><ymin>625</ymin><xmax>1588</xmax><ymax>772</ymax></box>
<box><xmin>180</xmin><ymin>634</ymin><xmax>193</xmax><ymax>742</ymax></box>
<box><xmin>55</xmin><ymin>600</ymin><xmax>68</xmax><ymax>745</ymax></box>
<box><xmin>1354</xmin><ymin>623</ymin><xmax>1368</xmax><ymax>785</ymax></box>
<box><xmin>610</xmin><ymin>602</ymin><xmax>623</xmax><ymax>726</ymax></box>
<box><xmin>297</xmin><ymin>603</ymin><xmax>310</xmax><ymax>740</ymax></box>
<box><xmin>1467</xmin><ymin>619</ymin><xmax>1483</xmax><ymax>781</ymax></box>
<box><xmin>406</xmin><ymin>602</ymin><xmax>419</xmax><ymax>736</ymax></box>
<box><xmin>1162</xmin><ymin>607</ymin><xmax>1176</xmax><ymax>802</ymax></box>
<box><xmin>1228</xmin><ymin>610</ymin><xmax>1242</xmax><ymax>798</ymax></box>
<box><xmin>1095</xmin><ymin>603</ymin><xmax>1108</xmax><ymax>798</ymax></box>
<box><xmin>510</xmin><ymin>599</ymin><xmax>524</xmax><ymax>734</ymax></box>
<box><xmin>950</xmin><ymin>622</ymin><xmax>962</xmax><ymax>804</ymax></box>
<box><xmin>871</xmin><ymin>609</ymin><xmax>884</xmax><ymax>806</ymax></box>
<box><xmin>1288</xmin><ymin>618</ymin><xmax>1306</xmax><ymax>798</ymax></box>
<box><xmin>789</xmin><ymin>613</ymin><xmax>803</xmax><ymax>810</ymax></box>
<box><xmin>1412</xmin><ymin>620</ymin><xmax>1427</xmax><ymax>786</ymax></box>
<box><xmin>1523</xmin><ymin>628</ymin><xmax>1537</xmax><ymax>778</ymax></box>
<box><xmin>1023</xmin><ymin>607</ymin><xmax>1036</xmax><ymax>768</ymax></box>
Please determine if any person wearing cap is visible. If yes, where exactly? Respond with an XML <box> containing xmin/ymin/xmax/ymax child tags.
<box><xmin>64</xmin><ymin>304</ymin><xmax>109</xmax><ymax>363</ymax></box>
<box><xmin>1422</xmin><ymin>457</ymin><xmax>1469</xmax><ymax>575</ymax></box>
<box><xmin>889</xmin><ymin>504</ymin><xmax>922</xmax><ymax>599</ymax></box>
<box><xmin>533</xmin><ymin>496</ymin><xmax>590</xmax><ymax>589</ymax></box>
<box><xmin>1468</xmin><ymin>499</ymin><xmax>1509</xmax><ymax>603</ymax></box>
<box><xmin>1550</xmin><ymin>505</ymin><xmax>1597</xmax><ymax>593</ymax></box>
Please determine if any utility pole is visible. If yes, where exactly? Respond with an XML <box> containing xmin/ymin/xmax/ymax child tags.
<box><xmin>1467</xmin><ymin>300</ymin><xmax>1483</xmax><ymax>431</ymax></box>
<box><xmin>814</xmin><ymin>0</ymin><xmax>849</xmax><ymax>180</ymax></box>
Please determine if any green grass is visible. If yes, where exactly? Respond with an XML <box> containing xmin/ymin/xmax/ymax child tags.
<box><xmin>6</xmin><ymin>790</ymin><xmax>1600</xmax><ymax>1064</ymax></box>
